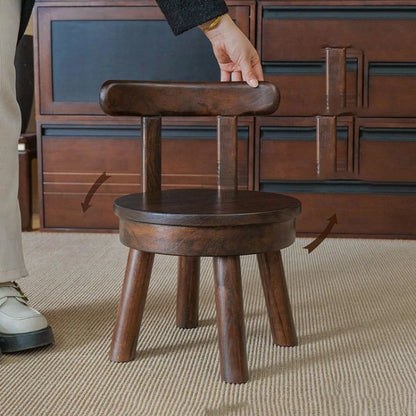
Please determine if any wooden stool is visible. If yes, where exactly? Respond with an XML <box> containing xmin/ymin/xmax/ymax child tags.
<box><xmin>100</xmin><ymin>81</ymin><xmax>301</xmax><ymax>384</ymax></box>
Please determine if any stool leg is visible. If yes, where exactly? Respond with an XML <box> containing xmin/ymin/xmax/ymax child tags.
<box><xmin>213</xmin><ymin>256</ymin><xmax>248</xmax><ymax>384</ymax></box>
<box><xmin>110</xmin><ymin>248</ymin><xmax>154</xmax><ymax>362</ymax></box>
<box><xmin>176</xmin><ymin>256</ymin><xmax>200</xmax><ymax>329</ymax></box>
<box><xmin>257</xmin><ymin>251</ymin><xmax>297</xmax><ymax>347</ymax></box>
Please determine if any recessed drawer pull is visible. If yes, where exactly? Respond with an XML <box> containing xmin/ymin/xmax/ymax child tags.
<box><xmin>325</xmin><ymin>47</ymin><xmax>346</xmax><ymax>113</ymax></box>
<box><xmin>324</xmin><ymin>47</ymin><xmax>364</xmax><ymax>112</ymax></box>
<box><xmin>316</xmin><ymin>115</ymin><xmax>337</xmax><ymax>179</ymax></box>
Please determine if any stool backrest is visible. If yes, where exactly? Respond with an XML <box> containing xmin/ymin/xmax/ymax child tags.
<box><xmin>99</xmin><ymin>81</ymin><xmax>279</xmax><ymax>192</ymax></box>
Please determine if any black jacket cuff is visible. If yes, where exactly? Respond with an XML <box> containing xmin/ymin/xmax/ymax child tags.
<box><xmin>156</xmin><ymin>0</ymin><xmax>229</xmax><ymax>35</ymax></box>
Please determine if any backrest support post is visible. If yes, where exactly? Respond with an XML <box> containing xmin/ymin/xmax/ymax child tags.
<box><xmin>217</xmin><ymin>116</ymin><xmax>238</xmax><ymax>190</ymax></box>
<box><xmin>142</xmin><ymin>116</ymin><xmax>162</xmax><ymax>193</ymax></box>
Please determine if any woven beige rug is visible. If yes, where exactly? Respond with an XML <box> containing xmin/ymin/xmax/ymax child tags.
<box><xmin>0</xmin><ymin>233</ymin><xmax>415</xmax><ymax>416</ymax></box>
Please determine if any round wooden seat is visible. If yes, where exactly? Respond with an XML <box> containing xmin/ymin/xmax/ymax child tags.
<box><xmin>114</xmin><ymin>190</ymin><xmax>301</xmax><ymax>256</ymax></box>
<box><xmin>114</xmin><ymin>189</ymin><xmax>301</xmax><ymax>226</ymax></box>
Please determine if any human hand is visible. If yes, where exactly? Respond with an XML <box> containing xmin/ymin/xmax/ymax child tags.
<box><xmin>200</xmin><ymin>14</ymin><xmax>264</xmax><ymax>88</ymax></box>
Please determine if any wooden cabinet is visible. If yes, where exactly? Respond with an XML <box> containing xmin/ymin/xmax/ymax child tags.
<box><xmin>34</xmin><ymin>0</ymin><xmax>416</xmax><ymax>237</ymax></box>
<box><xmin>256</xmin><ymin>1</ymin><xmax>416</xmax><ymax>237</ymax></box>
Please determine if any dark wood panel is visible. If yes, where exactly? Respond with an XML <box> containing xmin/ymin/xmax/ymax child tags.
<box><xmin>43</xmin><ymin>173</ymin><xmax>239</xmax><ymax>190</ymax></box>
<box><xmin>358</xmin><ymin>121</ymin><xmax>416</xmax><ymax>182</ymax></box>
<box><xmin>265</xmin><ymin>69</ymin><xmax>357</xmax><ymax>116</ymax></box>
<box><xmin>42</xmin><ymin>137</ymin><xmax>141</xmax><ymax>173</ymax></box>
<box><xmin>367</xmin><ymin>75</ymin><xmax>416</xmax><ymax>116</ymax></box>
<box><xmin>43</xmin><ymin>193</ymin><xmax>119</xmax><ymax>229</ymax></box>
<box><xmin>260</xmin><ymin>139</ymin><xmax>350</xmax><ymax>180</ymax></box>
<box><xmin>257</xmin><ymin>117</ymin><xmax>353</xmax><ymax>181</ymax></box>
<box><xmin>261</xmin><ymin>8</ymin><xmax>416</xmax><ymax>62</ymax></box>
<box><xmin>44</xmin><ymin>172</ymin><xmax>139</xmax><ymax>184</ymax></box>
<box><xmin>265</xmin><ymin>74</ymin><xmax>325</xmax><ymax>116</ymax></box>
<box><xmin>43</xmin><ymin>182</ymin><xmax>139</xmax><ymax>194</ymax></box>
<box><xmin>260</xmin><ymin>139</ymin><xmax>318</xmax><ymax>180</ymax></box>
<box><xmin>163</xmin><ymin>139</ymin><xmax>249</xmax><ymax>188</ymax></box>
<box><xmin>42</xmin><ymin>137</ymin><xmax>249</xmax><ymax>189</ymax></box>
<box><xmin>360</xmin><ymin>141</ymin><xmax>416</xmax><ymax>181</ymax></box>
<box><xmin>280</xmin><ymin>192</ymin><xmax>416</xmax><ymax>237</ymax></box>
<box><xmin>19</xmin><ymin>149</ymin><xmax>33</xmax><ymax>231</ymax></box>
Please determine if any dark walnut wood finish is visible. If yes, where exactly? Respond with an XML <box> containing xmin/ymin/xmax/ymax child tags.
<box><xmin>101</xmin><ymin>81</ymin><xmax>300</xmax><ymax>384</ymax></box>
<box><xmin>177</xmin><ymin>256</ymin><xmax>200</xmax><ymax>329</ymax></box>
<box><xmin>257</xmin><ymin>251</ymin><xmax>297</xmax><ymax>346</ymax></box>
<box><xmin>109</xmin><ymin>249</ymin><xmax>154</xmax><ymax>362</ymax></box>
<box><xmin>100</xmin><ymin>81</ymin><xmax>279</xmax><ymax>117</ymax></box>
<box><xmin>213</xmin><ymin>256</ymin><xmax>248</xmax><ymax>383</ymax></box>
<box><xmin>118</xmin><ymin>218</ymin><xmax>297</xmax><ymax>256</ymax></box>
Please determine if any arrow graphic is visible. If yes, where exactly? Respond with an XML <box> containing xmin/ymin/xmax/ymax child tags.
<box><xmin>304</xmin><ymin>214</ymin><xmax>338</xmax><ymax>253</ymax></box>
<box><xmin>81</xmin><ymin>172</ymin><xmax>111</xmax><ymax>213</ymax></box>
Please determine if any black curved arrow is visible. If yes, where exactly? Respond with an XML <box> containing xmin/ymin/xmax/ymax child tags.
<box><xmin>81</xmin><ymin>172</ymin><xmax>111</xmax><ymax>213</ymax></box>
<box><xmin>304</xmin><ymin>214</ymin><xmax>338</xmax><ymax>253</ymax></box>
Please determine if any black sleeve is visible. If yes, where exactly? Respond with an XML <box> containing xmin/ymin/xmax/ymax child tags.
<box><xmin>155</xmin><ymin>0</ymin><xmax>229</xmax><ymax>35</ymax></box>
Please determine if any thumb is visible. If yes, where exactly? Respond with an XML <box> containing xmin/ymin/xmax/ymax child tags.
<box><xmin>240</xmin><ymin>60</ymin><xmax>258</xmax><ymax>88</ymax></box>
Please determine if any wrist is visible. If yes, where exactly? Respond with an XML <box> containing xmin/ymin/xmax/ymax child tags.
<box><xmin>200</xmin><ymin>13</ymin><xmax>232</xmax><ymax>39</ymax></box>
<box><xmin>199</xmin><ymin>15</ymin><xmax>224</xmax><ymax>33</ymax></box>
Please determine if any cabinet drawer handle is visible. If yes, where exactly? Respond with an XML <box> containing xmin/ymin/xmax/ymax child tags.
<box><xmin>316</xmin><ymin>115</ymin><xmax>337</xmax><ymax>179</ymax></box>
<box><xmin>325</xmin><ymin>47</ymin><xmax>364</xmax><ymax>112</ymax></box>
<box><xmin>325</xmin><ymin>47</ymin><xmax>346</xmax><ymax>113</ymax></box>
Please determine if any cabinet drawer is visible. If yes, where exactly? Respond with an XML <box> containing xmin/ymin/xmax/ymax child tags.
<box><xmin>259</xmin><ymin>3</ymin><xmax>416</xmax><ymax>116</ymax></box>
<box><xmin>42</xmin><ymin>124</ymin><xmax>250</xmax><ymax>188</ymax></box>
<box><xmin>36</xmin><ymin>4</ymin><xmax>252</xmax><ymax>116</ymax></box>
<box><xmin>44</xmin><ymin>193</ymin><xmax>119</xmax><ymax>229</ymax></box>
<box><xmin>260</xmin><ymin>181</ymin><xmax>416</xmax><ymax>237</ymax></box>
<box><xmin>257</xmin><ymin>117</ymin><xmax>353</xmax><ymax>182</ymax></box>
<box><xmin>264</xmin><ymin>62</ymin><xmax>358</xmax><ymax>116</ymax></box>
<box><xmin>367</xmin><ymin>64</ymin><xmax>416</xmax><ymax>116</ymax></box>
<box><xmin>40</xmin><ymin>122</ymin><xmax>251</xmax><ymax>229</ymax></box>
<box><xmin>260</xmin><ymin>5</ymin><xmax>416</xmax><ymax>62</ymax></box>
<box><xmin>358</xmin><ymin>120</ymin><xmax>416</xmax><ymax>182</ymax></box>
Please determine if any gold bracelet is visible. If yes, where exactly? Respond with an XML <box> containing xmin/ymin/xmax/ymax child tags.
<box><xmin>202</xmin><ymin>15</ymin><xmax>223</xmax><ymax>33</ymax></box>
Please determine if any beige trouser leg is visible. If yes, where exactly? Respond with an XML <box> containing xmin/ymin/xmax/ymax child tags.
<box><xmin>0</xmin><ymin>0</ymin><xmax>28</xmax><ymax>282</ymax></box>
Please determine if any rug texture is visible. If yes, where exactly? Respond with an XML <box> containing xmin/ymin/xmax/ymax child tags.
<box><xmin>0</xmin><ymin>233</ymin><xmax>415</xmax><ymax>416</ymax></box>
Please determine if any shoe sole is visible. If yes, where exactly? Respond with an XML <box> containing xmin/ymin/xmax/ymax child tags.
<box><xmin>0</xmin><ymin>326</ymin><xmax>54</xmax><ymax>353</ymax></box>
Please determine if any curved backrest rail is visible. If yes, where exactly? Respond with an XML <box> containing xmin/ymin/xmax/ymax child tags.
<box><xmin>100</xmin><ymin>81</ymin><xmax>279</xmax><ymax>117</ymax></box>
